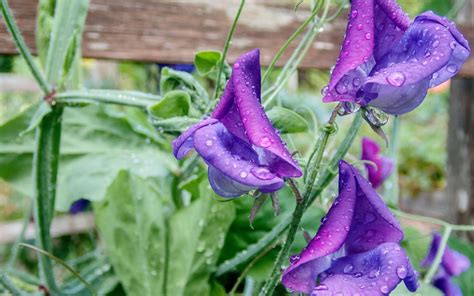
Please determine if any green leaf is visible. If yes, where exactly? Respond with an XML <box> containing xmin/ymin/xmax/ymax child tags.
<box><xmin>36</xmin><ymin>0</ymin><xmax>56</xmax><ymax>66</ymax></box>
<box><xmin>160</xmin><ymin>67</ymin><xmax>209</xmax><ymax>112</ymax></box>
<box><xmin>195</xmin><ymin>51</ymin><xmax>222</xmax><ymax>75</ymax></box>
<box><xmin>0</xmin><ymin>105</ymin><xmax>177</xmax><ymax>211</ymax></box>
<box><xmin>44</xmin><ymin>0</ymin><xmax>89</xmax><ymax>89</ymax></box>
<box><xmin>148</xmin><ymin>90</ymin><xmax>191</xmax><ymax>119</ymax></box>
<box><xmin>391</xmin><ymin>281</ymin><xmax>443</xmax><ymax>296</ymax></box>
<box><xmin>19</xmin><ymin>101</ymin><xmax>52</xmax><ymax>136</ymax></box>
<box><xmin>267</xmin><ymin>106</ymin><xmax>309</xmax><ymax>133</ymax></box>
<box><xmin>95</xmin><ymin>173</ymin><xmax>235</xmax><ymax>296</ymax></box>
<box><xmin>400</xmin><ymin>227</ymin><xmax>432</xmax><ymax>271</ymax></box>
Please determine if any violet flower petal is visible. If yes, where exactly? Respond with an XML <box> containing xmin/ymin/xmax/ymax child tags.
<box><xmin>193</xmin><ymin>122</ymin><xmax>284</xmax><ymax>194</ymax></box>
<box><xmin>373</xmin><ymin>0</ymin><xmax>410</xmax><ymax>61</ymax></box>
<box><xmin>323</xmin><ymin>0</ymin><xmax>375</xmax><ymax>103</ymax></box>
<box><xmin>365</xmin><ymin>12</ymin><xmax>470</xmax><ymax>115</ymax></box>
<box><xmin>172</xmin><ymin>117</ymin><xmax>219</xmax><ymax>159</ymax></box>
<box><xmin>361</xmin><ymin>137</ymin><xmax>394</xmax><ymax>188</ymax></box>
<box><xmin>212</xmin><ymin>49</ymin><xmax>301</xmax><ymax>178</ymax></box>
<box><xmin>281</xmin><ymin>160</ymin><xmax>404</xmax><ymax>293</ymax></box>
<box><xmin>433</xmin><ymin>277</ymin><xmax>463</xmax><ymax>296</ymax></box>
<box><xmin>312</xmin><ymin>243</ymin><xmax>418</xmax><ymax>296</ymax></box>
<box><xmin>421</xmin><ymin>233</ymin><xmax>471</xmax><ymax>277</ymax></box>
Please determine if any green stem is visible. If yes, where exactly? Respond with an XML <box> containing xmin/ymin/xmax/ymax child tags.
<box><xmin>261</xmin><ymin>1</ymin><xmax>323</xmax><ymax>85</ymax></box>
<box><xmin>32</xmin><ymin>107</ymin><xmax>63</xmax><ymax>293</ymax></box>
<box><xmin>384</xmin><ymin>116</ymin><xmax>400</xmax><ymax>206</ymax></box>
<box><xmin>55</xmin><ymin>90</ymin><xmax>160</xmax><ymax>108</ymax></box>
<box><xmin>0</xmin><ymin>272</ymin><xmax>23</xmax><ymax>296</ymax></box>
<box><xmin>423</xmin><ymin>226</ymin><xmax>452</xmax><ymax>284</ymax></box>
<box><xmin>392</xmin><ymin>209</ymin><xmax>474</xmax><ymax>231</ymax></box>
<box><xmin>0</xmin><ymin>0</ymin><xmax>51</xmax><ymax>94</ymax></box>
<box><xmin>211</xmin><ymin>0</ymin><xmax>245</xmax><ymax>103</ymax></box>
<box><xmin>215</xmin><ymin>113</ymin><xmax>362</xmax><ymax>278</ymax></box>
<box><xmin>259</xmin><ymin>107</ymin><xmax>340</xmax><ymax>295</ymax></box>
<box><xmin>262</xmin><ymin>0</ymin><xmax>332</xmax><ymax>108</ymax></box>
<box><xmin>7</xmin><ymin>203</ymin><xmax>33</xmax><ymax>268</ymax></box>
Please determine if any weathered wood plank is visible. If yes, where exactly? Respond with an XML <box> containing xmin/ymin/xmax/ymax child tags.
<box><xmin>1</xmin><ymin>0</ymin><xmax>473</xmax><ymax>76</ymax></box>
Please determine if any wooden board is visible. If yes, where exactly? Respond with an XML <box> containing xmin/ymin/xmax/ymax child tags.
<box><xmin>1</xmin><ymin>0</ymin><xmax>474</xmax><ymax>77</ymax></box>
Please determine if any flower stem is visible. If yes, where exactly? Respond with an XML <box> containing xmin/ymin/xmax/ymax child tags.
<box><xmin>55</xmin><ymin>89</ymin><xmax>160</xmax><ymax>108</ymax></box>
<box><xmin>385</xmin><ymin>116</ymin><xmax>400</xmax><ymax>206</ymax></box>
<box><xmin>32</xmin><ymin>107</ymin><xmax>63</xmax><ymax>293</ymax></box>
<box><xmin>0</xmin><ymin>0</ymin><xmax>51</xmax><ymax>94</ymax></box>
<box><xmin>423</xmin><ymin>226</ymin><xmax>452</xmax><ymax>284</ymax></box>
<box><xmin>259</xmin><ymin>106</ymin><xmax>340</xmax><ymax>296</ymax></box>
<box><xmin>392</xmin><ymin>209</ymin><xmax>474</xmax><ymax>231</ymax></box>
<box><xmin>261</xmin><ymin>0</ymin><xmax>324</xmax><ymax>85</ymax></box>
<box><xmin>0</xmin><ymin>272</ymin><xmax>23</xmax><ymax>296</ymax></box>
<box><xmin>211</xmin><ymin>0</ymin><xmax>245</xmax><ymax>103</ymax></box>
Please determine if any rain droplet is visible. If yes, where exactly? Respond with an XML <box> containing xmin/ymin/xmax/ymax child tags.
<box><xmin>313</xmin><ymin>284</ymin><xmax>328</xmax><ymax>291</ymax></box>
<box><xmin>250</xmin><ymin>166</ymin><xmax>275</xmax><ymax>180</ymax></box>
<box><xmin>344</xmin><ymin>264</ymin><xmax>354</xmax><ymax>273</ymax></box>
<box><xmin>364</xmin><ymin>212</ymin><xmax>376</xmax><ymax>223</ymax></box>
<box><xmin>234</xmin><ymin>63</ymin><xmax>240</xmax><ymax>69</ymax></box>
<box><xmin>386</xmin><ymin>71</ymin><xmax>406</xmax><ymax>87</ymax></box>
<box><xmin>353</xmin><ymin>272</ymin><xmax>363</xmax><ymax>278</ymax></box>
<box><xmin>432</xmin><ymin>40</ymin><xmax>440</xmax><ymax>48</ymax></box>
<box><xmin>450</xmin><ymin>41</ymin><xmax>457</xmax><ymax>49</ymax></box>
<box><xmin>335</xmin><ymin>82</ymin><xmax>348</xmax><ymax>94</ymax></box>
<box><xmin>289</xmin><ymin>255</ymin><xmax>300</xmax><ymax>263</ymax></box>
<box><xmin>446</xmin><ymin>64</ymin><xmax>458</xmax><ymax>73</ymax></box>
<box><xmin>365</xmin><ymin>33</ymin><xmax>372</xmax><ymax>40</ymax></box>
<box><xmin>240</xmin><ymin>171</ymin><xmax>248</xmax><ymax>178</ymax></box>
<box><xmin>357</xmin><ymin>24</ymin><xmax>363</xmax><ymax>30</ymax></box>
<box><xmin>368</xmin><ymin>270</ymin><xmax>379</xmax><ymax>278</ymax></box>
<box><xmin>321</xmin><ymin>86</ymin><xmax>329</xmax><ymax>96</ymax></box>
<box><xmin>380</xmin><ymin>285</ymin><xmax>389</xmax><ymax>293</ymax></box>
<box><xmin>353</xmin><ymin>77</ymin><xmax>361</xmax><ymax>87</ymax></box>
<box><xmin>351</xmin><ymin>10</ymin><xmax>358</xmax><ymax>18</ymax></box>
<box><xmin>396</xmin><ymin>266</ymin><xmax>407</xmax><ymax>279</ymax></box>
<box><xmin>205</xmin><ymin>140</ymin><xmax>213</xmax><ymax>146</ymax></box>
<box><xmin>259</xmin><ymin>136</ymin><xmax>272</xmax><ymax>148</ymax></box>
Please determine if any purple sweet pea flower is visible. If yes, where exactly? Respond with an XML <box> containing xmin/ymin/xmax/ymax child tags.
<box><xmin>172</xmin><ymin>49</ymin><xmax>302</xmax><ymax>197</ymax></box>
<box><xmin>361</xmin><ymin>137</ymin><xmax>393</xmax><ymax>188</ymax></box>
<box><xmin>421</xmin><ymin>233</ymin><xmax>471</xmax><ymax>296</ymax></box>
<box><xmin>282</xmin><ymin>160</ymin><xmax>418</xmax><ymax>295</ymax></box>
<box><xmin>322</xmin><ymin>0</ymin><xmax>470</xmax><ymax>115</ymax></box>
<box><xmin>69</xmin><ymin>198</ymin><xmax>90</xmax><ymax>214</ymax></box>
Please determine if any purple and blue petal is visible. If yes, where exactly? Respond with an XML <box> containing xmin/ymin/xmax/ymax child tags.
<box><xmin>282</xmin><ymin>161</ymin><xmax>413</xmax><ymax>294</ymax></box>
<box><xmin>361</xmin><ymin>137</ymin><xmax>394</xmax><ymax>188</ymax></box>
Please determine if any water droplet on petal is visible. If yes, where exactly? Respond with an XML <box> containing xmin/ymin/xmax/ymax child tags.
<box><xmin>446</xmin><ymin>64</ymin><xmax>458</xmax><ymax>73</ymax></box>
<box><xmin>234</xmin><ymin>63</ymin><xmax>240</xmax><ymax>69</ymax></box>
<box><xmin>240</xmin><ymin>171</ymin><xmax>248</xmax><ymax>178</ymax></box>
<box><xmin>368</xmin><ymin>270</ymin><xmax>380</xmax><ymax>278</ymax></box>
<box><xmin>353</xmin><ymin>78</ymin><xmax>361</xmax><ymax>87</ymax></box>
<box><xmin>450</xmin><ymin>41</ymin><xmax>457</xmax><ymax>49</ymax></box>
<box><xmin>380</xmin><ymin>285</ymin><xmax>389</xmax><ymax>293</ymax></box>
<box><xmin>386</xmin><ymin>71</ymin><xmax>406</xmax><ymax>87</ymax></box>
<box><xmin>351</xmin><ymin>10</ymin><xmax>358</xmax><ymax>18</ymax></box>
<box><xmin>259</xmin><ymin>136</ymin><xmax>272</xmax><ymax>148</ymax></box>
<box><xmin>365</xmin><ymin>33</ymin><xmax>372</xmax><ymax>40</ymax></box>
<box><xmin>396</xmin><ymin>266</ymin><xmax>407</xmax><ymax>279</ymax></box>
<box><xmin>289</xmin><ymin>254</ymin><xmax>300</xmax><ymax>264</ymax></box>
<box><xmin>250</xmin><ymin>166</ymin><xmax>275</xmax><ymax>180</ymax></box>
<box><xmin>364</xmin><ymin>212</ymin><xmax>376</xmax><ymax>223</ymax></box>
<box><xmin>344</xmin><ymin>264</ymin><xmax>354</xmax><ymax>274</ymax></box>
<box><xmin>432</xmin><ymin>40</ymin><xmax>440</xmax><ymax>48</ymax></box>
<box><xmin>313</xmin><ymin>284</ymin><xmax>328</xmax><ymax>291</ymax></box>
<box><xmin>321</xmin><ymin>86</ymin><xmax>329</xmax><ymax>96</ymax></box>
<box><xmin>353</xmin><ymin>272</ymin><xmax>363</xmax><ymax>278</ymax></box>
<box><xmin>205</xmin><ymin>140</ymin><xmax>213</xmax><ymax>146</ymax></box>
<box><xmin>335</xmin><ymin>82</ymin><xmax>348</xmax><ymax>94</ymax></box>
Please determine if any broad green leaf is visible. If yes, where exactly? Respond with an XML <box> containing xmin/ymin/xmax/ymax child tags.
<box><xmin>160</xmin><ymin>67</ymin><xmax>209</xmax><ymax>112</ymax></box>
<box><xmin>166</xmin><ymin>187</ymin><xmax>235</xmax><ymax>295</ymax></box>
<box><xmin>95</xmin><ymin>171</ymin><xmax>171</xmax><ymax>295</ymax></box>
<box><xmin>95</xmin><ymin>173</ymin><xmax>235</xmax><ymax>296</ymax></box>
<box><xmin>44</xmin><ymin>0</ymin><xmax>89</xmax><ymax>89</ymax></box>
<box><xmin>267</xmin><ymin>106</ymin><xmax>309</xmax><ymax>133</ymax></box>
<box><xmin>0</xmin><ymin>105</ymin><xmax>177</xmax><ymax>211</ymax></box>
<box><xmin>148</xmin><ymin>90</ymin><xmax>191</xmax><ymax>119</ymax></box>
